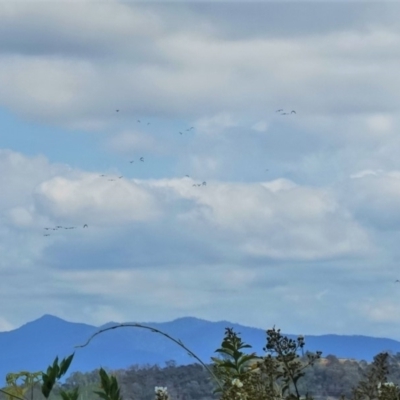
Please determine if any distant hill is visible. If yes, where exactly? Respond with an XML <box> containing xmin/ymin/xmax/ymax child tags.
<box><xmin>1</xmin><ymin>314</ymin><xmax>400</xmax><ymax>382</ymax></box>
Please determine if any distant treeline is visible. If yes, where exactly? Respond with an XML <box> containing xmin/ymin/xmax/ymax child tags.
<box><xmin>31</xmin><ymin>352</ymin><xmax>400</xmax><ymax>400</ymax></box>
<box><xmin>50</xmin><ymin>352</ymin><xmax>400</xmax><ymax>400</ymax></box>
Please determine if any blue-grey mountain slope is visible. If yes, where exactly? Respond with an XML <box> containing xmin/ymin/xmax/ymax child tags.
<box><xmin>1</xmin><ymin>315</ymin><xmax>400</xmax><ymax>382</ymax></box>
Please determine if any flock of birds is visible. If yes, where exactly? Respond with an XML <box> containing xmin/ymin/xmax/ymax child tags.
<box><xmin>276</xmin><ymin>109</ymin><xmax>296</xmax><ymax>115</ymax></box>
<box><xmin>42</xmin><ymin>108</ymin><xmax>296</xmax><ymax>237</ymax></box>
<box><xmin>43</xmin><ymin>224</ymin><xmax>88</xmax><ymax>236</ymax></box>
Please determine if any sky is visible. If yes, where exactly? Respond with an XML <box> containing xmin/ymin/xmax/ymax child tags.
<box><xmin>1</xmin><ymin>0</ymin><xmax>400</xmax><ymax>342</ymax></box>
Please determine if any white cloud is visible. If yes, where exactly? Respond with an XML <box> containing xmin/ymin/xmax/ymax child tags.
<box><xmin>3</xmin><ymin>2</ymin><xmax>400</xmax><ymax>340</ymax></box>
<box><xmin>34</xmin><ymin>174</ymin><xmax>161</xmax><ymax>225</ymax></box>
<box><xmin>6</xmin><ymin>207</ymin><xmax>34</xmax><ymax>227</ymax></box>
<box><xmin>342</xmin><ymin>171</ymin><xmax>400</xmax><ymax>231</ymax></box>
<box><xmin>350</xmin><ymin>169</ymin><xmax>383</xmax><ymax>179</ymax></box>
<box><xmin>0</xmin><ymin>5</ymin><xmax>398</xmax><ymax>131</ymax></box>
<box><xmin>106</xmin><ymin>130</ymin><xmax>161</xmax><ymax>155</ymax></box>
<box><xmin>0</xmin><ymin>149</ymin><xmax>69</xmax><ymax>209</ymax></box>
<box><xmin>195</xmin><ymin>112</ymin><xmax>239</xmax><ymax>135</ymax></box>
<box><xmin>0</xmin><ymin>317</ymin><xmax>14</xmax><ymax>332</ymax></box>
<box><xmin>251</xmin><ymin>120</ymin><xmax>268</xmax><ymax>132</ymax></box>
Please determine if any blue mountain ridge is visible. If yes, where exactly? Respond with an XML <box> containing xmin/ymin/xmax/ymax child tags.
<box><xmin>1</xmin><ymin>314</ymin><xmax>400</xmax><ymax>383</ymax></box>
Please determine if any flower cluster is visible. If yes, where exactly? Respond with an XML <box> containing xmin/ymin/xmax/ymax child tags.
<box><xmin>232</xmin><ymin>378</ymin><xmax>244</xmax><ymax>388</ymax></box>
<box><xmin>154</xmin><ymin>386</ymin><xmax>169</xmax><ymax>400</ymax></box>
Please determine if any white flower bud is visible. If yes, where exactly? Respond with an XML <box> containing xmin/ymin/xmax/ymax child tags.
<box><xmin>232</xmin><ymin>378</ymin><xmax>244</xmax><ymax>388</ymax></box>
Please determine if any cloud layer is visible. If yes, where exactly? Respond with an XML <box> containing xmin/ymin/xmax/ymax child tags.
<box><xmin>1</xmin><ymin>2</ymin><xmax>400</xmax><ymax>341</ymax></box>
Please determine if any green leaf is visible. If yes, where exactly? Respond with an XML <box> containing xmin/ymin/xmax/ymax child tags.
<box><xmin>93</xmin><ymin>391</ymin><xmax>110</xmax><ymax>400</ymax></box>
<box><xmin>58</xmin><ymin>354</ymin><xmax>75</xmax><ymax>378</ymax></box>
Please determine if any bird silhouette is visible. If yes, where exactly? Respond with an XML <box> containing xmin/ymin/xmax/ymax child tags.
<box><xmin>179</xmin><ymin>132</ymin><xmax>183</xmax><ymax>135</ymax></box>
<box><xmin>119</xmin><ymin>176</ymin><xmax>123</xmax><ymax>179</ymax></box>
<box><xmin>276</xmin><ymin>109</ymin><xmax>283</xmax><ymax>112</ymax></box>
<box><xmin>116</xmin><ymin>110</ymin><xmax>119</xmax><ymax>112</ymax></box>
<box><xmin>140</xmin><ymin>157</ymin><xmax>144</xmax><ymax>162</ymax></box>
<box><xmin>202</xmin><ymin>181</ymin><xmax>206</xmax><ymax>186</ymax></box>
<box><xmin>291</xmin><ymin>110</ymin><xmax>296</xmax><ymax>114</ymax></box>
<box><xmin>44</xmin><ymin>234</ymin><xmax>50</xmax><ymax>236</ymax></box>
<box><xmin>185</xmin><ymin>175</ymin><xmax>190</xmax><ymax>177</ymax></box>
<box><xmin>83</xmin><ymin>224</ymin><xmax>88</xmax><ymax>228</ymax></box>
<box><xmin>137</xmin><ymin>120</ymin><xmax>141</xmax><ymax>123</ymax></box>
<box><xmin>147</xmin><ymin>122</ymin><xmax>150</xmax><ymax>125</ymax></box>
<box><xmin>130</xmin><ymin>160</ymin><xmax>134</xmax><ymax>163</ymax></box>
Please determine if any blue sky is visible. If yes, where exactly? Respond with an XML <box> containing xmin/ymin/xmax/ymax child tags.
<box><xmin>1</xmin><ymin>1</ymin><xmax>400</xmax><ymax>340</ymax></box>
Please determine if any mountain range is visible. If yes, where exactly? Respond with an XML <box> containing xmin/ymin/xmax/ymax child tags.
<box><xmin>2</xmin><ymin>314</ymin><xmax>400</xmax><ymax>383</ymax></box>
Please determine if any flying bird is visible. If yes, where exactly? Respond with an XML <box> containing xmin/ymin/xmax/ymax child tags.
<box><xmin>276</xmin><ymin>109</ymin><xmax>283</xmax><ymax>112</ymax></box>
<box><xmin>185</xmin><ymin>175</ymin><xmax>190</xmax><ymax>177</ymax></box>
<box><xmin>43</xmin><ymin>234</ymin><xmax>50</xmax><ymax>237</ymax></box>
<box><xmin>140</xmin><ymin>157</ymin><xmax>144</xmax><ymax>162</ymax></box>
<box><xmin>147</xmin><ymin>122</ymin><xmax>150</xmax><ymax>125</ymax></box>
<box><xmin>119</xmin><ymin>176</ymin><xmax>123</xmax><ymax>179</ymax></box>
<box><xmin>396</xmin><ymin>280</ymin><xmax>400</xmax><ymax>283</ymax></box>
<box><xmin>130</xmin><ymin>160</ymin><xmax>134</xmax><ymax>163</ymax></box>
<box><xmin>179</xmin><ymin>132</ymin><xmax>183</xmax><ymax>135</ymax></box>
<box><xmin>291</xmin><ymin>110</ymin><xmax>296</xmax><ymax>114</ymax></box>
<box><xmin>83</xmin><ymin>224</ymin><xmax>88</xmax><ymax>228</ymax></box>
<box><xmin>116</xmin><ymin>110</ymin><xmax>119</xmax><ymax>112</ymax></box>
<box><xmin>202</xmin><ymin>181</ymin><xmax>206</xmax><ymax>186</ymax></box>
<box><xmin>137</xmin><ymin>120</ymin><xmax>141</xmax><ymax>123</ymax></box>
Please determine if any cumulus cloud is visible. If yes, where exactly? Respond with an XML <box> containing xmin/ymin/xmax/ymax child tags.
<box><xmin>3</xmin><ymin>2</ymin><xmax>400</xmax><ymax>340</ymax></box>
<box><xmin>0</xmin><ymin>3</ymin><xmax>397</xmax><ymax>130</ymax></box>
<box><xmin>34</xmin><ymin>175</ymin><xmax>162</xmax><ymax>226</ymax></box>
<box><xmin>342</xmin><ymin>171</ymin><xmax>400</xmax><ymax>231</ymax></box>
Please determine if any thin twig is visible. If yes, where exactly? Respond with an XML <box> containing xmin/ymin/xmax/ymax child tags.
<box><xmin>75</xmin><ymin>323</ymin><xmax>224</xmax><ymax>392</ymax></box>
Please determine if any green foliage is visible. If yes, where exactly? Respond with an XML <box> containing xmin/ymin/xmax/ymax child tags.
<box><xmin>0</xmin><ymin>354</ymin><xmax>74</xmax><ymax>400</ymax></box>
<box><xmin>210</xmin><ymin>326</ymin><xmax>321</xmax><ymax>400</ymax></box>
<box><xmin>261</xmin><ymin>326</ymin><xmax>322</xmax><ymax>399</ymax></box>
<box><xmin>93</xmin><ymin>369</ymin><xmax>122</xmax><ymax>400</ymax></box>
<box><xmin>59</xmin><ymin>388</ymin><xmax>79</xmax><ymax>400</ymax></box>
<box><xmin>350</xmin><ymin>352</ymin><xmax>400</xmax><ymax>400</ymax></box>
<box><xmin>7</xmin><ymin>322</ymin><xmax>400</xmax><ymax>400</ymax></box>
<box><xmin>211</xmin><ymin>327</ymin><xmax>262</xmax><ymax>394</ymax></box>
<box><xmin>1</xmin><ymin>371</ymin><xmax>42</xmax><ymax>400</ymax></box>
<box><xmin>42</xmin><ymin>354</ymin><xmax>75</xmax><ymax>399</ymax></box>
